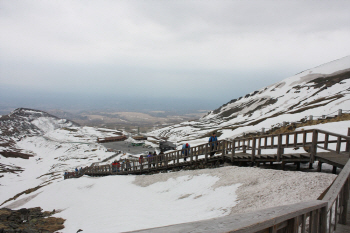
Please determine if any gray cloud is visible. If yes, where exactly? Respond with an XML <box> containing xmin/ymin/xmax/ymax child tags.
<box><xmin>1</xmin><ymin>0</ymin><xmax>350</xmax><ymax>111</ymax></box>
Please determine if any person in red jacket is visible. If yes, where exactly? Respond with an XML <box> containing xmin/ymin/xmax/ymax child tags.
<box><xmin>116</xmin><ymin>161</ymin><xmax>121</xmax><ymax>172</ymax></box>
<box><xmin>112</xmin><ymin>160</ymin><xmax>118</xmax><ymax>172</ymax></box>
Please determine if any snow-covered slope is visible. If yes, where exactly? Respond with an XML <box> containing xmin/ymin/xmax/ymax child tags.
<box><xmin>0</xmin><ymin>108</ymin><xmax>79</xmax><ymax>139</ymax></box>
<box><xmin>150</xmin><ymin>56</ymin><xmax>350</xmax><ymax>145</ymax></box>
<box><xmin>0</xmin><ymin>108</ymin><xmax>125</xmax><ymax>206</ymax></box>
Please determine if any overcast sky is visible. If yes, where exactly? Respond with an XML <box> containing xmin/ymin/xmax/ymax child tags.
<box><xmin>1</xmin><ymin>0</ymin><xmax>350</xmax><ymax>112</ymax></box>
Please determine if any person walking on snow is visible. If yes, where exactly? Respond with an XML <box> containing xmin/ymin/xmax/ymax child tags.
<box><xmin>182</xmin><ymin>143</ymin><xmax>190</xmax><ymax>161</ymax></box>
<box><xmin>209</xmin><ymin>132</ymin><xmax>218</xmax><ymax>157</ymax></box>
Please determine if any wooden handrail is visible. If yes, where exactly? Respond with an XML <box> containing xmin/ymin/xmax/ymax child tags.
<box><xmin>322</xmin><ymin>159</ymin><xmax>350</xmax><ymax>209</ymax></box>
<box><xmin>129</xmin><ymin>200</ymin><xmax>328</xmax><ymax>233</ymax></box>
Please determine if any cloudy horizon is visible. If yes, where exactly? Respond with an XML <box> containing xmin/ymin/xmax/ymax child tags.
<box><xmin>1</xmin><ymin>0</ymin><xmax>350</xmax><ymax>112</ymax></box>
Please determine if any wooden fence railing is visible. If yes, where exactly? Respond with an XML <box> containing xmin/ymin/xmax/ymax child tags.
<box><xmin>84</xmin><ymin>140</ymin><xmax>227</xmax><ymax>175</ymax></box>
<box><xmin>71</xmin><ymin>128</ymin><xmax>350</xmax><ymax>232</ymax></box>
<box><xmin>227</xmin><ymin>128</ymin><xmax>350</xmax><ymax>163</ymax></box>
<box><xmin>130</xmin><ymin>160</ymin><xmax>350</xmax><ymax>233</ymax></box>
<box><xmin>322</xmin><ymin>159</ymin><xmax>350</xmax><ymax>232</ymax></box>
<box><xmin>82</xmin><ymin>128</ymin><xmax>350</xmax><ymax>176</ymax></box>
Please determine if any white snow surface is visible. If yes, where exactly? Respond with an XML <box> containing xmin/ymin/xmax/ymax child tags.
<box><xmin>0</xmin><ymin>118</ymin><xmax>341</xmax><ymax>232</ymax></box>
<box><xmin>2</xmin><ymin>167</ymin><xmax>335</xmax><ymax>233</ymax></box>
<box><xmin>1</xmin><ymin>58</ymin><xmax>350</xmax><ymax>232</ymax></box>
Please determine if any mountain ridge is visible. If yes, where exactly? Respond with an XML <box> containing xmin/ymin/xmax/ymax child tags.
<box><xmin>150</xmin><ymin>56</ymin><xmax>350</xmax><ymax>143</ymax></box>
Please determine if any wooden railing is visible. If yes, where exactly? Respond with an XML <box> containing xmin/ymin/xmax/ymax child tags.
<box><xmin>130</xmin><ymin>160</ymin><xmax>350</xmax><ymax>233</ymax></box>
<box><xmin>74</xmin><ymin>128</ymin><xmax>350</xmax><ymax>232</ymax></box>
<box><xmin>83</xmin><ymin>128</ymin><xmax>350</xmax><ymax>176</ymax></box>
<box><xmin>84</xmin><ymin>140</ymin><xmax>227</xmax><ymax>175</ymax></box>
<box><xmin>322</xmin><ymin>159</ymin><xmax>350</xmax><ymax>232</ymax></box>
<box><xmin>227</xmin><ymin>128</ymin><xmax>350</xmax><ymax>164</ymax></box>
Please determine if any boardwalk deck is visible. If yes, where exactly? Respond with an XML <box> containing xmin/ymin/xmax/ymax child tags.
<box><xmin>81</xmin><ymin>128</ymin><xmax>350</xmax><ymax>177</ymax></box>
<box><xmin>316</xmin><ymin>152</ymin><xmax>349</xmax><ymax>168</ymax></box>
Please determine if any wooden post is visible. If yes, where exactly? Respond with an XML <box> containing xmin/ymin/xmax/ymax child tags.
<box><xmin>286</xmin><ymin>134</ymin><xmax>290</xmax><ymax>147</ymax></box>
<box><xmin>177</xmin><ymin>151</ymin><xmax>180</xmax><ymax>165</ymax></box>
<box><xmin>251</xmin><ymin>137</ymin><xmax>256</xmax><ymax>162</ymax></box>
<box><xmin>311</xmin><ymin>130</ymin><xmax>318</xmax><ymax>163</ymax></box>
<box><xmin>332</xmin><ymin>166</ymin><xmax>337</xmax><ymax>174</ymax></box>
<box><xmin>320</xmin><ymin>206</ymin><xmax>328</xmax><ymax>233</ymax></box>
<box><xmin>294</xmin><ymin>132</ymin><xmax>298</xmax><ymax>147</ymax></box>
<box><xmin>277</xmin><ymin>134</ymin><xmax>282</xmax><ymax>162</ymax></box>
<box><xmin>338</xmin><ymin>109</ymin><xmax>343</xmax><ymax>116</ymax></box>
<box><xmin>156</xmin><ymin>155</ymin><xmax>158</xmax><ymax>169</ymax></box>
<box><xmin>190</xmin><ymin>147</ymin><xmax>193</xmax><ymax>163</ymax></box>
<box><xmin>205</xmin><ymin>143</ymin><xmax>208</xmax><ymax>162</ymax></box>
<box><xmin>303</xmin><ymin>131</ymin><xmax>307</xmax><ymax>147</ymax></box>
<box><xmin>324</xmin><ymin>133</ymin><xmax>329</xmax><ymax>150</ymax></box>
<box><xmin>222</xmin><ymin>141</ymin><xmax>226</xmax><ymax>160</ymax></box>
<box><xmin>132</xmin><ymin>161</ymin><xmax>135</xmax><ymax>172</ymax></box>
<box><xmin>258</xmin><ymin>137</ymin><xmax>262</xmax><ymax>155</ymax></box>
<box><xmin>271</xmin><ymin>136</ymin><xmax>275</xmax><ymax>149</ymax></box>
<box><xmin>340</xmin><ymin>178</ymin><xmax>349</xmax><ymax>224</ymax></box>
<box><xmin>264</xmin><ymin>136</ymin><xmax>268</xmax><ymax>149</ymax></box>
<box><xmin>165</xmin><ymin>154</ymin><xmax>168</xmax><ymax>168</ymax></box>
<box><xmin>140</xmin><ymin>158</ymin><xmax>143</xmax><ymax>172</ymax></box>
<box><xmin>317</xmin><ymin>162</ymin><xmax>323</xmax><ymax>172</ymax></box>
<box><xmin>346</xmin><ymin>128</ymin><xmax>350</xmax><ymax>152</ymax></box>
<box><xmin>336</xmin><ymin>136</ymin><xmax>341</xmax><ymax>154</ymax></box>
<box><xmin>231</xmin><ymin>140</ymin><xmax>235</xmax><ymax>163</ymax></box>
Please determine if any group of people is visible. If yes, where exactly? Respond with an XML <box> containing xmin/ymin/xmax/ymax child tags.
<box><xmin>138</xmin><ymin>150</ymin><xmax>165</xmax><ymax>168</ymax></box>
<box><xmin>64</xmin><ymin>167</ymin><xmax>84</xmax><ymax>179</ymax></box>
<box><xmin>181</xmin><ymin>132</ymin><xmax>218</xmax><ymax>160</ymax></box>
<box><xmin>112</xmin><ymin>159</ymin><xmax>131</xmax><ymax>172</ymax></box>
<box><xmin>64</xmin><ymin>132</ymin><xmax>219</xmax><ymax>178</ymax></box>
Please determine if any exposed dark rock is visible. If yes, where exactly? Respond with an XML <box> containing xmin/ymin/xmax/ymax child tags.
<box><xmin>0</xmin><ymin>207</ymin><xmax>65</xmax><ymax>233</ymax></box>
<box><xmin>0</xmin><ymin>151</ymin><xmax>33</xmax><ymax>159</ymax></box>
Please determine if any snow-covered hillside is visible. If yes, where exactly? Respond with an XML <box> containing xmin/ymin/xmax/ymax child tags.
<box><xmin>150</xmin><ymin>56</ymin><xmax>350</xmax><ymax>145</ymax></box>
<box><xmin>1</xmin><ymin>56</ymin><xmax>350</xmax><ymax>232</ymax></box>
<box><xmin>0</xmin><ymin>108</ymin><xmax>126</xmax><ymax>206</ymax></box>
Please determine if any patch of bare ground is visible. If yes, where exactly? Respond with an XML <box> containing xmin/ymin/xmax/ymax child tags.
<box><xmin>0</xmin><ymin>163</ymin><xmax>23</xmax><ymax>174</ymax></box>
<box><xmin>0</xmin><ymin>207</ymin><xmax>65</xmax><ymax>232</ymax></box>
<box><xmin>288</xmin><ymin>94</ymin><xmax>343</xmax><ymax>114</ymax></box>
<box><xmin>1</xmin><ymin>185</ymin><xmax>44</xmax><ymax>207</ymax></box>
<box><xmin>0</xmin><ymin>151</ymin><xmax>33</xmax><ymax>159</ymax></box>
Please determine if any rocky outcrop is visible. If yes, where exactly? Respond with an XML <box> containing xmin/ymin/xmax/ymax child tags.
<box><xmin>0</xmin><ymin>207</ymin><xmax>65</xmax><ymax>233</ymax></box>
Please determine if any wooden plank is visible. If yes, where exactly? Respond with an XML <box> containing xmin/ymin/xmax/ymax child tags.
<box><xmin>335</xmin><ymin>224</ymin><xmax>350</xmax><ymax>233</ymax></box>
<box><xmin>277</xmin><ymin>134</ymin><xmax>282</xmax><ymax>162</ymax></box>
<box><xmin>322</xmin><ymin>159</ymin><xmax>350</xmax><ymax>209</ymax></box>
<box><xmin>317</xmin><ymin>129</ymin><xmax>350</xmax><ymax>140</ymax></box>
<box><xmin>347</xmin><ymin>128</ymin><xmax>350</xmax><ymax>152</ymax></box>
<box><xmin>252</xmin><ymin>138</ymin><xmax>256</xmax><ymax>162</ymax></box>
<box><xmin>129</xmin><ymin>201</ymin><xmax>327</xmax><ymax>233</ymax></box>
<box><xmin>337</xmin><ymin>136</ymin><xmax>341</xmax><ymax>154</ymax></box>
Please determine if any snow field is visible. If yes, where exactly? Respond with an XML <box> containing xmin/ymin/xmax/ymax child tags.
<box><xmin>3</xmin><ymin>166</ymin><xmax>335</xmax><ymax>233</ymax></box>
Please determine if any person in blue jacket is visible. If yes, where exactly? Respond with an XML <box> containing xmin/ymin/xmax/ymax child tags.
<box><xmin>182</xmin><ymin>143</ymin><xmax>190</xmax><ymax>161</ymax></box>
<box><xmin>209</xmin><ymin>132</ymin><xmax>218</xmax><ymax>157</ymax></box>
